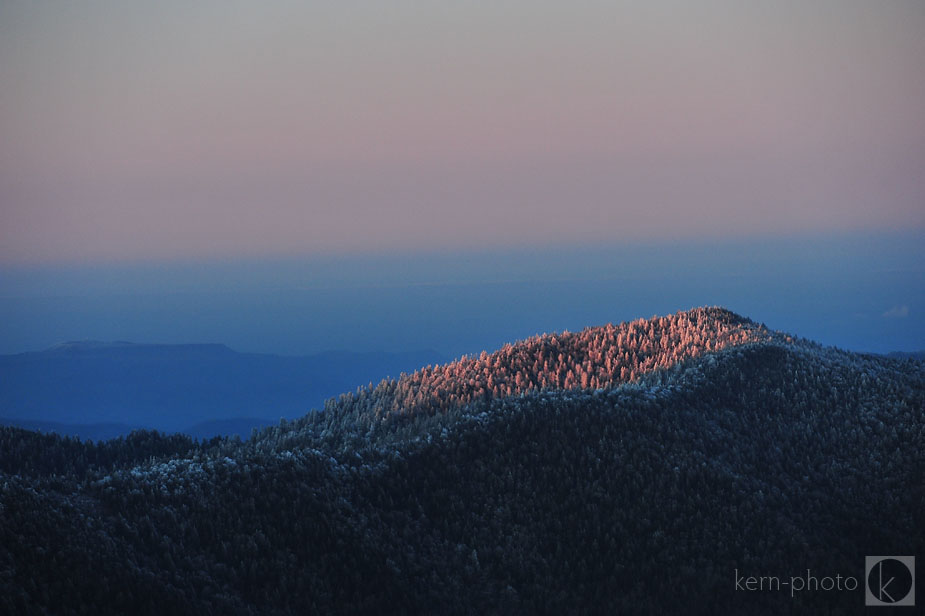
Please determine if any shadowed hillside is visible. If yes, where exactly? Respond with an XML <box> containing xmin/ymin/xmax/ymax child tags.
<box><xmin>1</xmin><ymin>308</ymin><xmax>922</xmax><ymax>615</ymax></box>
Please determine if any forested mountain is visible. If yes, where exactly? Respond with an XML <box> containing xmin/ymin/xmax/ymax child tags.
<box><xmin>0</xmin><ymin>344</ymin><xmax>444</xmax><ymax>439</ymax></box>
<box><xmin>332</xmin><ymin>307</ymin><xmax>781</xmax><ymax>420</ymax></box>
<box><xmin>1</xmin><ymin>308</ymin><xmax>922</xmax><ymax>615</ymax></box>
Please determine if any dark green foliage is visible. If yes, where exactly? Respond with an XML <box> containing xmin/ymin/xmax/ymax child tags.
<box><xmin>1</xmin><ymin>309</ymin><xmax>922</xmax><ymax>614</ymax></box>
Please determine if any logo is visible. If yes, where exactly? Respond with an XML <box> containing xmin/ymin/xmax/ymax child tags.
<box><xmin>865</xmin><ymin>556</ymin><xmax>915</xmax><ymax>606</ymax></box>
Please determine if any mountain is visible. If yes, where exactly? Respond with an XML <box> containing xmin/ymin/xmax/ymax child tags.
<box><xmin>1</xmin><ymin>308</ymin><xmax>922</xmax><ymax>615</ymax></box>
<box><xmin>0</xmin><ymin>343</ymin><xmax>445</xmax><ymax>438</ymax></box>
<box><xmin>322</xmin><ymin>306</ymin><xmax>781</xmax><ymax>421</ymax></box>
<box><xmin>887</xmin><ymin>350</ymin><xmax>925</xmax><ymax>360</ymax></box>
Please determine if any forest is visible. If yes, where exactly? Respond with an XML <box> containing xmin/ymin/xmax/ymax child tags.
<box><xmin>1</xmin><ymin>307</ymin><xmax>923</xmax><ymax>614</ymax></box>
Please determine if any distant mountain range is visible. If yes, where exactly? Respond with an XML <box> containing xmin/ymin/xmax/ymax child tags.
<box><xmin>1</xmin><ymin>307</ymin><xmax>922</xmax><ymax>614</ymax></box>
<box><xmin>886</xmin><ymin>349</ymin><xmax>925</xmax><ymax>360</ymax></box>
<box><xmin>0</xmin><ymin>343</ymin><xmax>444</xmax><ymax>439</ymax></box>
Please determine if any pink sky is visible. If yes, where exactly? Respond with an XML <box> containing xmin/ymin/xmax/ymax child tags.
<box><xmin>1</xmin><ymin>1</ymin><xmax>923</xmax><ymax>263</ymax></box>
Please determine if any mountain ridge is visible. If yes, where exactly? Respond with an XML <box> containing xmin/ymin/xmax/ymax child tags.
<box><xmin>1</xmin><ymin>307</ymin><xmax>922</xmax><ymax>615</ymax></box>
<box><xmin>305</xmin><ymin>307</ymin><xmax>795</xmax><ymax>436</ymax></box>
<box><xmin>37</xmin><ymin>340</ymin><xmax>236</xmax><ymax>357</ymax></box>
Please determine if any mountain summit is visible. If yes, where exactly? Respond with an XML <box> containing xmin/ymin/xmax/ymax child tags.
<box><xmin>327</xmin><ymin>306</ymin><xmax>785</xmax><ymax>421</ymax></box>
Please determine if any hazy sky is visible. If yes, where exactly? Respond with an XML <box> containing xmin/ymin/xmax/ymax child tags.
<box><xmin>2</xmin><ymin>1</ymin><xmax>924</xmax><ymax>263</ymax></box>
<box><xmin>1</xmin><ymin>233</ymin><xmax>923</xmax><ymax>355</ymax></box>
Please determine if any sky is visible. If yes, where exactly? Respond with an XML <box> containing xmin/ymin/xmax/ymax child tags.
<box><xmin>0</xmin><ymin>1</ymin><xmax>923</xmax><ymax>356</ymax></box>
<box><xmin>0</xmin><ymin>233</ymin><xmax>922</xmax><ymax>356</ymax></box>
<box><xmin>1</xmin><ymin>0</ymin><xmax>924</xmax><ymax>262</ymax></box>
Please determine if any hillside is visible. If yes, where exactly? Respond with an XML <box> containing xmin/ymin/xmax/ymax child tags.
<box><xmin>1</xmin><ymin>308</ymin><xmax>922</xmax><ymax>615</ymax></box>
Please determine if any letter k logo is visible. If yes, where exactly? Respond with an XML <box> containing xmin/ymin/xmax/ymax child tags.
<box><xmin>866</xmin><ymin>556</ymin><xmax>915</xmax><ymax>607</ymax></box>
<box><xmin>876</xmin><ymin>560</ymin><xmax>896</xmax><ymax>602</ymax></box>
